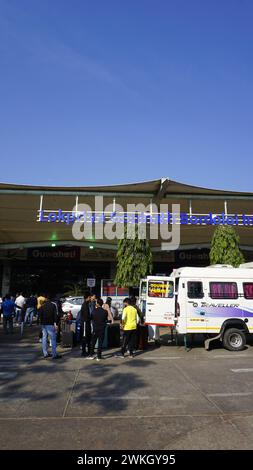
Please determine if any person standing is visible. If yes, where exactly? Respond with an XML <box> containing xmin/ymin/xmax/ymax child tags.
<box><xmin>2</xmin><ymin>294</ymin><xmax>15</xmax><ymax>334</ymax></box>
<box><xmin>15</xmin><ymin>292</ymin><xmax>26</xmax><ymax>325</ymax></box>
<box><xmin>39</xmin><ymin>295</ymin><xmax>62</xmax><ymax>359</ymax></box>
<box><xmin>37</xmin><ymin>293</ymin><xmax>46</xmax><ymax>341</ymax></box>
<box><xmin>89</xmin><ymin>298</ymin><xmax>110</xmax><ymax>361</ymax></box>
<box><xmin>130</xmin><ymin>295</ymin><xmax>147</xmax><ymax>351</ymax></box>
<box><xmin>55</xmin><ymin>299</ymin><xmax>64</xmax><ymax>343</ymax></box>
<box><xmin>80</xmin><ymin>291</ymin><xmax>92</xmax><ymax>357</ymax></box>
<box><xmin>0</xmin><ymin>294</ymin><xmax>2</xmax><ymax>324</ymax></box>
<box><xmin>24</xmin><ymin>294</ymin><xmax>37</xmax><ymax>326</ymax></box>
<box><xmin>116</xmin><ymin>298</ymin><xmax>139</xmax><ymax>358</ymax></box>
<box><xmin>130</xmin><ymin>296</ymin><xmax>144</xmax><ymax>323</ymax></box>
<box><xmin>90</xmin><ymin>294</ymin><xmax>97</xmax><ymax>314</ymax></box>
<box><xmin>103</xmin><ymin>297</ymin><xmax>114</xmax><ymax>321</ymax></box>
<box><xmin>37</xmin><ymin>293</ymin><xmax>46</xmax><ymax>323</ymax></box>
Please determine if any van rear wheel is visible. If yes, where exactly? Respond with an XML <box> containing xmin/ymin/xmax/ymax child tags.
<box><xmin>223</xmin><ymin>328</ymin><xmax>246</xmax><ymax>351</ymax></box>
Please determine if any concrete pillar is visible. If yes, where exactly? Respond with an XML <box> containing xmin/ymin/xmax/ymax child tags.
<box><xmin>110</xmin><ymin>261</ymin><xmax>116</xmax><ymax>280</ymax></box>
<box><xmin>1</xmin><ymin>261</ymin><xmax>11</xmax><ymax>296</ymax></box>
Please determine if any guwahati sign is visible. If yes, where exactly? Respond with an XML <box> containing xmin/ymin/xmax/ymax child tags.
<box><xmin>28</xmin><ymin>246</ymin><xmax>80</xmax><ymax>261</ymax></box>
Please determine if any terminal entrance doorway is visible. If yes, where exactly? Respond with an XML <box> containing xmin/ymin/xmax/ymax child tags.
<box><xmin>10</xmin><ymin>260</ymin><xmax>111</xmax><ymax>297</ymax></box>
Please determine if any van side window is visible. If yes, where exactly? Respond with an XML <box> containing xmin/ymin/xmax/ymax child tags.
<box><xmin>187</xmin><ymin>281</ymin><xmax>204</xmax><ymax>299</ymax></box>
<box><xmin>209</xmin><ymin>282</ymin><xmax>238</xmax><ymax>299</ymax></box>
<box><xmin>243</xmin><ymin>283</ymin><xmax>253</xmax><ymax>299</ymax></box>
<box><xmin>148</xmin><ymin>281</ymin><xmax>174</xmax><ymax>298</ymax></box>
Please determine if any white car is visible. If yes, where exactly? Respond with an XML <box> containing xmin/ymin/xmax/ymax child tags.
<box><xmin>62</xmin><ymin>296</ymin><xmax>84</xmax><ymax>319</ymax></box>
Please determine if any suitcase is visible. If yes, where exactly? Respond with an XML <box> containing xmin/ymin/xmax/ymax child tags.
<box><xmin>61</xmin><ymin>331</ymin><xmax>74</xmax><ymax>348</ymax></box>
<box><xmin>107</xmin><ymin>323</ymin><xmax>121</xmax><ymax>348</ymax></box>
<box><xmin>137</xmin><ymin>324</ymin><xmax>149</xmax><ymax>350</ymax></box>
<box><xmin>70</xmin><ymin>321</ymin><xmax>77</xmax><ymax>346</ymax></box>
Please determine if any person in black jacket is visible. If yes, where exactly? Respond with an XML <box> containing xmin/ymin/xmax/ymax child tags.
<box><xmin>24</xmin><ymin>294</ymin><xmax>37</xmax><ymax>326</ymax></box>
<box><xmin>55</xmin><ymin>299</ymin><xmax>64</xmax><ymax>343</ymax></box>
<box><xmin>40</xmin><ymin>295</ymin><xmax>62</xmax><ymax>359</ymax></box>
<box><xmin>89</xmin><ymin>298</ymin><xmax>110</xmax><ymax>361</ymax></box>
<box><xmin>80</xmin><ymin>291</ymin><xmax>92</xmax><ymax>357</ymax></box>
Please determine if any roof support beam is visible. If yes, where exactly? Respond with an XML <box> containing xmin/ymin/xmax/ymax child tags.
<box><xmin>1</xmin><ymin>188</ymin><xmax>253</xmax><ymax>201</ymax></box>
<box><xmin>165</xmin><ymin>194</ymin><xmax>253</xmax><ymax>201</ymax></box>
<box><xmin>0</xmin><ymin>190</ymin><xmax>154</xmax><ymax>198</ymax></box>
<box><xmin>154</xmin><ymin>178</ymin><xmax>170</xmax><ymax>202</ymax></box>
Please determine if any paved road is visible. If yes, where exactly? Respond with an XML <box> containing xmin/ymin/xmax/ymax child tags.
<box><xmin>0</xmin><ymin>325</ymin><xmax>253</xmax><ymax>450</ymax></box>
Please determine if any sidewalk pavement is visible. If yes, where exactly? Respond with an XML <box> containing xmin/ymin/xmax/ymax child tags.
<box><xmin>0</xmin><ymin>322</ymin><xmax>253</xmax><ymax>450</ymax></box>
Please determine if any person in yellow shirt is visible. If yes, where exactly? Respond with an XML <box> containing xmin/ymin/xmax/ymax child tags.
<box><xmin>116</xmin><ymin>298</ymin><xmax>139</xmax><ymax>358</ymax></box>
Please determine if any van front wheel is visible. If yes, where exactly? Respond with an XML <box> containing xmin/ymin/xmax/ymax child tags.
<box><xmin>223</xmin><ymin>328</ymin><xmax>246</xmax><ymax>351</ymax></box>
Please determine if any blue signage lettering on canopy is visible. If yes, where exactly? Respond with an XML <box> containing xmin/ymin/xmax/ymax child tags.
<box><xmin>39</xmin><ymin>209</ymin><xmax>105</xmax><ymax>225</ymax></box>
<box><xmin>179</xmin><ymin>213</ymin><xmax>240</xmax><ymax>225</ymax></box>
<box><xmin>38</xmin><ymin>210</ymin><xmax>253</xmax><ymax>226</ymax></box>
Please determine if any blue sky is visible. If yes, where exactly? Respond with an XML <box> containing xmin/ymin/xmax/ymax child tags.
<box><xmin>0</xmin><ymin>0</ymin><xmax>253</xmax><ymax>190</ymax></box>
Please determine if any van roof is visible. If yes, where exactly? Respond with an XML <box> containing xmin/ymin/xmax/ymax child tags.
<box><xmin>171</xmin><ymin>265</ymin><xmax>253</xmax><ymax>279</ymax></box>
<box><xmin>146</xmin><ymin>275</ymin><xmax>173</xmax><ymax>281</ymax></box>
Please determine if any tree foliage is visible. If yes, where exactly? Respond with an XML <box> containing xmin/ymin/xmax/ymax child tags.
<box><xmin>114</xmin><ymin>225</ymin><xmax>152</xmax><ymax>287</ymax></box>
<box><xmin>64</xmin><ymin>282</ymin><xmax>84</xmax><ymax>297</ymax></box>
<box><xmin>209</xmin><ymin>226</ymin><xmax>245</xmax><ymax>267</ymax></box>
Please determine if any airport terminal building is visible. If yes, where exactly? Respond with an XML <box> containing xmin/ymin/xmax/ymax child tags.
<box><xmin>1</xmin><ymin>178</ymin><xmax>253</xmax><ymax>296</ymax></box>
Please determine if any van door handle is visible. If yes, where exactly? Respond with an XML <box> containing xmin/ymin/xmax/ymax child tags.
<box><xmin>147</xmin><ymin>302</ymin><xmax>154</xmax><ymax>305</ymax></box>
